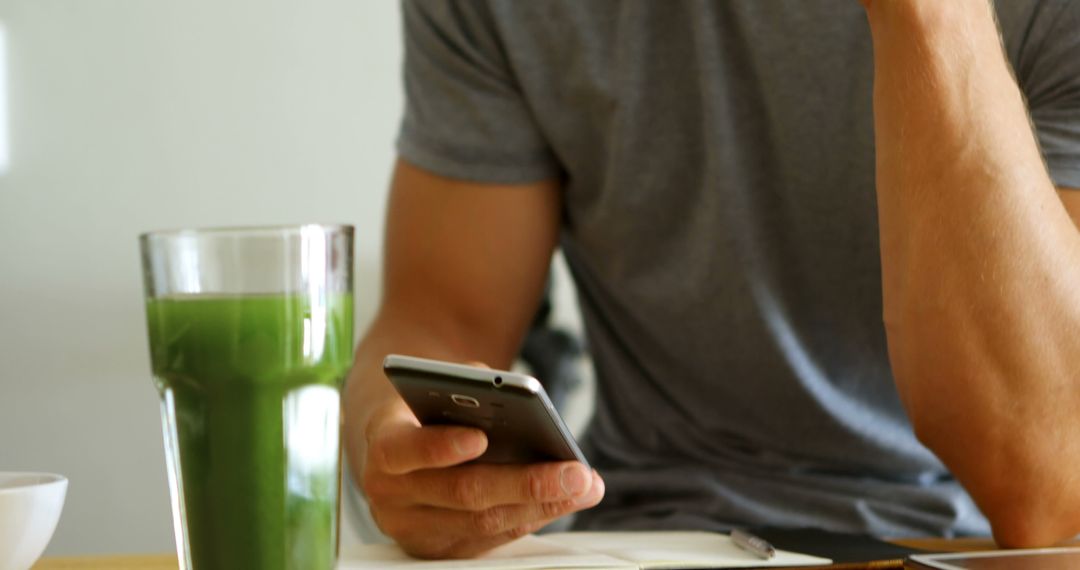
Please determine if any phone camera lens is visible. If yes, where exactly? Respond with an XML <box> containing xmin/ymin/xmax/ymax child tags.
<box><xmin>494</xmin><ymin>376</ymin><xmax>503</xmax><ymax>386</ymax></box>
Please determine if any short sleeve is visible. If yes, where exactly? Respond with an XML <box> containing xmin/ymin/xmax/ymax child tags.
<box><xmin>396</xmin><ymin>0</ymin><xmax>562</xmax><ymax>184</ymax></box>
<box><xmin>1016</xmin><ymin>1</ymin><xmax>1080</xmax><ymax>189</ymax></box>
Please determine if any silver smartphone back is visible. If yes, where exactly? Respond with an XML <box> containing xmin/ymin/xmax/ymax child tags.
<box><xmin>383</xmin><ymin>354</ymin><xmax>589</xmax><ymax>466</ymax></box>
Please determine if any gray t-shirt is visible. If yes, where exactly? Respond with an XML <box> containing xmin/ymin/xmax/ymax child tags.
<box><xmin>395</xmin><ymin>0</ymin><xmax>1080</xmax><ymax>537</ymax></box>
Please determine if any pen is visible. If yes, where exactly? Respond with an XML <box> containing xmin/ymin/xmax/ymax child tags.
<box><xmin>731</xmin><ymin>529</ymin><xmax>776</xmax><ymax>560</ymax></box>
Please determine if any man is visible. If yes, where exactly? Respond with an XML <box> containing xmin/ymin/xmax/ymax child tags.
<box><xmin>345</xmin><ymin>0</ymin><xmax>1080</xmax><ymax>559</ymax></box>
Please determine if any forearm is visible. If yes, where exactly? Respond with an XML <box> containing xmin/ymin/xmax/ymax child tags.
<box><xmin>867</xmin><ymin>0</ymin><xmax>1080</xmax><ymax>545</ymax></box>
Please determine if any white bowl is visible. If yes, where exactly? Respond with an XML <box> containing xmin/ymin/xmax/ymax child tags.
<box><xmin>0</xmin><ymin>473</ymin><xmax>67</xmax><ymax>570</ymax></box>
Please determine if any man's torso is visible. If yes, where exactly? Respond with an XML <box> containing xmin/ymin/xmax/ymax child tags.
<box><xmin>400</xmin><ymin>0</ymin><xmax>1077</xmax><ymax>537</ymax></box>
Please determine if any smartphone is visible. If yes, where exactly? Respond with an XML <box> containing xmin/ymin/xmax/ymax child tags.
<box><xmin>382</xmin><ymin>354</ymin><xmax>589</xmax><ymax>466</ymax></box>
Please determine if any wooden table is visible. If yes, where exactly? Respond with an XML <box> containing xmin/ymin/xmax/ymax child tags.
<box><xmin>32</xmin><ymin>555</ymin><xmax>177</xmax><ymax>569</ymax></box>
<box><xmin>33</xmin><ymin>539</ymin><xmax>1004</xmax><ymax>568</ymax></box>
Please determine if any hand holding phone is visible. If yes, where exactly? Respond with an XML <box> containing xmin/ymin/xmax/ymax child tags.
<box><xmin>382</xmin><ymin>354</ymin><xmax>588</xmax><ymax>465</ymax></box>
<box><xmin>358</xmin><ymin>355</ymin><xmax>604</xmax><ymax>560</ymax></box>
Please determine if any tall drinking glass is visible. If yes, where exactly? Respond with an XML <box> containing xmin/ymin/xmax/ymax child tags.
<box><xmin>140</xmin><ymin>225</ymin><xmax>354</xmax><ymax>570</ymax></box>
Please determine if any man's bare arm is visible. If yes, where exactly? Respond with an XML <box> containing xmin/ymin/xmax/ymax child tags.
<box><xmin>347</xmin><ymin>159</ymin><xmax>561</xmax><ymax>432</ymax></box>
<box><xmin>345</xmin><ymin>159</ymin><xmax>603</xmax><ymax>558</ymax></box>
<box><xmin>866</xmin><ymin>1</ymin><xmax>1080</xmax><ymax>547</ymax></box>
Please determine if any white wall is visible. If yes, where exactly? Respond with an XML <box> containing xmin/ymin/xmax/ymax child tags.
<box><xmin>0</xmin><ymin>0</ymin><xmax>403</xmax><ymax>555</ymax></box>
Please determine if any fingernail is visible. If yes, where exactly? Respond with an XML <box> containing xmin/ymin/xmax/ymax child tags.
<box><xmin>453</xmin><ymin>432</ymin><xmax>485</xmax><ymax>457</ymax></box>
<box><xmin>574</xmin><ymin>472</ymin><xmax>605</xmax><ymax>505</ymax></box>
<box><xmin>560</xmin><ymin>464</ymin><xmax>591</xmax><ymax>497</ymax></box>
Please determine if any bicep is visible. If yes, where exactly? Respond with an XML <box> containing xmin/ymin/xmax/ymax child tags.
<box><xmin>380</xmin><ymin>158</ymin><xmax>561</xmax><ymax>368</ymax></box>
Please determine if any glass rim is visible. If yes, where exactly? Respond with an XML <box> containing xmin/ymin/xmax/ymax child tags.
<box><xmin>139</xmin><ymin>223</ymin><xmax>354</xmax><ymax>242</ymax></box>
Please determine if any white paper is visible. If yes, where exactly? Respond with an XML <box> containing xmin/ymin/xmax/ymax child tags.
<box><xmin>337</xmin><ymin>531</ymin><xmax>832</xmax><ymax>570</ymax></box>
<box><xmin>338</xmin><ymin>535</ymin><xmax>637</xmax><ymax>570</ymax></box>
<box><xmin>545</xmin><ymin>531</ymin><xmax>833</xmax><ymax>569</ymax></box>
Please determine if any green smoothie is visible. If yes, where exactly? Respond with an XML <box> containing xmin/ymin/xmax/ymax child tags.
<box><xmin>146</xmin><ymin>294</ymin><xmax>353</xmax><ymax>570</ymax></box>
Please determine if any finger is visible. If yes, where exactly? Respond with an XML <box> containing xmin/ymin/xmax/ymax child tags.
<box><xmin>438</xmin><ymin>519</ymin><xmax>550</xmax><ymax>559</ymax></box>
<box><xmin>369</xmin><ymin>423</ymin><xmax>488</xmax><ymax>475</ymax></box>
<box><xmin>364</xmin><ymin>399</ymin><xmax>420</xmax><ymax>442</ymax></box>
<box><xmin>397</xmin><ymin>462</ymin><xmax>598</xmax><ymax>510</ymax></box>
<box><xmin>388</xmin><ymin>479</ymin><xmax>604</xmax><ymax>559</ymax></box>
<box><xmin>397</xmin><ymin>519</ymin><xmax>541</xmax><ymax>561</ymax></box>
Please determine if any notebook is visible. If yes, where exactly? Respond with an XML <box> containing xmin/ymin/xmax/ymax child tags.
<box><xmin>338</xmin><ymin>531</ymin><xmax>833</xmax><ymax>569</ymax></box>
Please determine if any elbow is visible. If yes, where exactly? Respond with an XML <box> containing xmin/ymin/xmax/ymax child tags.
<box><xmin>908</xmin><ymin>418</ymin><xmax>1080</xmax><ymax>549</ymax></box>
<box><xmin>934</xmin><ymin>444</ymin><xmax>1080</xmax><ymax>548</ymax></box>
<box><xmin>989</xmin><ymin>509</ymin><xmax>1078</xmax><ymax>549</ymax></box>
<box><xmin>992</xmin><ymin>525</ymin><xmax>1051</xmax><ymax>550</ymax></box>
<box><xmin>886</xmin><ymin>306</ymin><xmax>1080</xmax><ymax>547</ymax></box>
